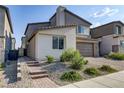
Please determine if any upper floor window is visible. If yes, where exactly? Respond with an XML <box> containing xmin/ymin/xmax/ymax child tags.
<box><xmin>77</xmin><ymin>25</ymin><xmax>89</xmax><ymax>35</ymax></box>
<box><xmin>116</xmin><ymin>25</ymin><xmax>122</xmax><ymax>35</ymax></box>
<box><xmin>53</xmin><ymin>36</ymin><xmax>64</xmax><ymax>49</ymax></box>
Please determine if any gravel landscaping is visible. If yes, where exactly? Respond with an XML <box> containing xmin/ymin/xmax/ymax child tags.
<box><xmin>40</xmin><ymin>57</ymin><xmax>124</xmax><ymax>86</ymax></box>
<box><xmin>1</xmin><ymin>57</ymin><xmax>124</xmax><ymax>87</ymax></box>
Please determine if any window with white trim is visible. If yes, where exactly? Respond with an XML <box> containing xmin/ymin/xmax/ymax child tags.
<box><xmin>77</xmin><ymin>25</ymin><xmax>89</xmax><ymax>35</ymax></box>
<box><xmin>52</xmin><ymin>36</ymin><xmax>64</xmax><ymax>49</ymax></box>
<box><xmin>115</xmin><ymin>25</ymin><xmax>122</xmax><ymax>35</ymax></box>
<box><xmin>120</xmin><ymin>41</ymin><xmax>124</xmax><ymax>48</ymax></box>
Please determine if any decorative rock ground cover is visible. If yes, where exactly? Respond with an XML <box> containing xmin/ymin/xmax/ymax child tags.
<box><xmin>40</xmin><ymin>57</ymin><xmax>124</xmax><ymax>86</ymax></box>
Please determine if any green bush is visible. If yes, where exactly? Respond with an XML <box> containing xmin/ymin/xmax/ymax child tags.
<box><xmin>0</xmin><ymin>63</ymin><xmax>5</xmax><ymax>68</ymax></box>
<box><xmin>46</xmin><ymin>55</ymin><xmax>54</xmax><ymax>63</ymax></box>
<box><xmin>108</xmin><ymin>52</ymin><xmax>124</xmax><ymax>60</ymax></box>
<box><xmin>84</xmin><ymin>67</ymin><xmax>100</xmax><ymax>76</ymax></box>
<box><xmin>60</xmin><ymin>48</ymin><xmax>78</xmax><ymax>62</ymax></box>
<box><xmin>99</xmin><ymin>65</ymin><xmax>117</xmax><ymax>73</ymax></box>
<box><xmin>71</xmin><ymin>57</ymin><xmax>84</xmax><ymax>70</ymax></box>
<box><xmin>0</xmin><ymin>63</ymin><xmax>5</xmax><ymax>71</ymax></box>
<box><xmin>60</xmin><ymin>71</ymin><xmax>82</xmax><ymax>82</ymax></box>
<box><xmin>83</xmin><ymin>60</ymin><xmax>88</xmax><ymax>65</ymax></box>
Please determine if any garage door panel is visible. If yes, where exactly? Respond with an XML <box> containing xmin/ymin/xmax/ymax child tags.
<box><xmin>76</xmin><ymin>42</ymin><xmax>93</xmax><ymax>57</ymax></box>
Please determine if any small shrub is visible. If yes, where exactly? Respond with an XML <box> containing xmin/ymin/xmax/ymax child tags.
<box><xmin>99</xmin><ymin>65</ymin><xmax>117</xmax><ymax>73</ymax></box>
<box><xmin>70</xmin><ymin>50</ymin><xmax>84</xmax><ymax>70</ymax></box>
<box><xmin>104</xmin><ymin>55</ymin><xmax>109</xmax><ymax>59</ymax></box>
<box><xmin>83</xmin><ymin>60</ymin><xmax>88</xmax><ymax>65</ymax></box>
<box><xmin>60</xmin><ymin>48</ymin><xmax>75</xmax><ymax>62</ymax></box>
<box><xmin>46</xmin><ymin>55</ymin><xmax>54</xmax><ymax>63</ymax></box>
<box><xmin>84</xmin><ymin>67</ymin><xmax>100</xmax><ymax>76</ymax></box>
<box><xmin>0</xmin><ymin>63</ymin><xmax>5</xmax><ymax>68</ymax></box>
<box><xmin>108</xmin><ymin>52</ymin><xmax>124</xmax><ymax>60</ymax></box>
<box><xmin>60</xmin><ymin>71</ymin><xmax>82</xmax><ymax>82</ymax></box>
<box><xmin>0</xmin><ymin>63</ymin><xmax>5</xmax><ymax>71</ymax></box>
<box><xmin>71</xmin><ymin>57</ymin><xmax>84</xmax><ymax>70</ymax></box>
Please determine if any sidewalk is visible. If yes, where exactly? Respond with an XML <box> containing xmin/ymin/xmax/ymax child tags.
<box><xmin>61</xmin><ymin>71</ymin><xmax>124</xmax><ymax>88</ymax></box>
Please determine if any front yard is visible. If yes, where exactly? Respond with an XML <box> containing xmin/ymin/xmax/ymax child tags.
<box><xmin>1</xmin><ymin>51</ymin><xmax>124</xmax><ymax>87</ymax></box>
<box><xmin>40</xmin><ymin>51</ymin><xmax>124</xmax><ymax>86</ymax></box>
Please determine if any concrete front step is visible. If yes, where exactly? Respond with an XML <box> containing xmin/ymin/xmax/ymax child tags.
<box><xmin>27</xmin><ymin>61</ymin><xmax>39</xmax><ymax>64</ymax></box>
<box><xmin>27</xmin><ymin>63</ymin><xmax>40</xmax><ymax>67</ymax></box>
<box><xmin>29</xmin><ymin>70</ymin><xmax>47</xmax><ymax>75</ymax></box>
<box><xmin>31</xmin><ymin>74</ymin><xmax>48</xmax><ymax>79</ymax></box>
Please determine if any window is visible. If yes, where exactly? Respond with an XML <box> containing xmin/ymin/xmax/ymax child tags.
<box><xmin>120</xmin><ymin>41</ymin><xmax>124</xmax><ymax>48</ymax></box>
<box><xmin>77</xmin><ymin>25</ymin><xmax>89</xmax><ymax>35</ymax></box>
<box><xmin>77</xmin><ymin>26</ymin><xmax>85</xmax><ymax>34</ymax></box>
<box><xmin>53</xmin><ymin>36</ymin><xmax>64</xmax><ymax>49</ymax></box>
<box><xmin>59</xmin><ymin>37</ymin><xmax>64</xmax><ymax>49</ymax></box>
<box><xmin>116</xmin><ymin>26</ymin><xmax>122</xmax><ymax>35</ymax></box>
<box><xmin>53</xmin><ymin>36</ymin><xmax>58</xmax><ymax>49</ymax></box>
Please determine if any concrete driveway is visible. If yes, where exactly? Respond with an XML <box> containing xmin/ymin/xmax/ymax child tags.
<box><xmin>61</xmin><ymin>70</ymin><xmax>124</xmax><ymax>88</ymax></box>
<box><xmin>85</xmin><ymin>57</ymin><xmax>124</xmax><ymax>71</ymax></box>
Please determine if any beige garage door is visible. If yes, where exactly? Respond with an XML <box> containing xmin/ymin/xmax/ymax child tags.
<box><xmin>76</xmin><ymin>42</ymin><xmax>94</xmax><ymax>57</ymax></box>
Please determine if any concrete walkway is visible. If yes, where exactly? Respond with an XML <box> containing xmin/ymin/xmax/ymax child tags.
<box><xmin>61</xmin><ymin>71</ymin><xmax>124</xmax><ymax>88</ymax></box>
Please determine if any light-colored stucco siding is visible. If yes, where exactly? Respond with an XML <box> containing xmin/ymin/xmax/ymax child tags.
<box><xmin>0</xmin><ymin>7</ymin><xmax>13</xmax><ymax>62</ymax></box>
<box><xmin>35</xmin><ymin>27</ymin><xmax>76</xmax><ymax>60</ymax></box>
<box><xmin>0</xmin><ymin>8</ymin><xmax>10</xmax><ymax>62</ymax></box>
<box><xmin>100</xmin><ymin>35</ymin><xmax>119</xmax><ymax>55</ymax></box>
<box><xmin>0</xmin><ymin>38</ymin><xmax>5</xmax><ymax>63</ymax></box>
<box><xmin>0</xmin><ymin>8</ymin><xmax>5</xmax><ymax>63</ymax></box>
<box><xmin>27</xmin><ymin>36</ymin><xmax>36</xmax><ymax>59</ymax></box>
<box><xmin>4</xmin><ymin>12</ymin><xmax>13</xmax><ymax>60</ymax></box>
<box><xmin>4</xmin><ymin>12</ymin><xmax>12</xmax><ymax>50</ymax></box>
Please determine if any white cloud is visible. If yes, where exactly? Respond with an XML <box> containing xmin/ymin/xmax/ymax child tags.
<box><xmin>91</xmin><ymin>22</ymin><xmax>101</xmax><ymax>28</ymax></box>
<box><xmin>92</xmin><ymin>7</ymin><xmax>119</xmax><ymax>18</ymax></box>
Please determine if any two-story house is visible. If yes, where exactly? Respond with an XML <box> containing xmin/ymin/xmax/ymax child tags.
<box><xmin>0</xmin><ymin>6</ymin><xmax>15</xmax><ymax>63</ymax></box>
<box><xmin>24</xmin><ymin>6</ymin><xmax>99</xmax><ymax>61</ymax></box>
<box><xmin>91</xmin><ymin>21</ymin><xmax>124</xmax><ymax>56</ymax></box>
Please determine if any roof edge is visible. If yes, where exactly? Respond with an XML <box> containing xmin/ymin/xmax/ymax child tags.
<box><xmin>0</xmin><ymin>5</ymin><xmax>13</xmax><ymax>33</ymax></box>
<box><xmin>92</xmin><ymin>21</ymin><xmax>124</xmax><ymax>30</ymax></box>
<box><xmin>24</xmin><ymin>21</ymin><xmax>50</xmax><ymax>35</ymax></box>
<box><xmin>64</xmin><ymin>9</ymin><xmax>92</xmax><ymax>25</ymax></box>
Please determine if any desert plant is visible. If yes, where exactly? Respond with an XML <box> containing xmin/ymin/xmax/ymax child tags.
<box><xmin>60</xmin><ymin>71</ymin><xmax>82</xmax><ymax>82</ymax></box>
<box><xmin>60</xmin><ymin>48</ymin><xmax>79</xmax><ymax>62</ymax></box>
<box><xmin>84</xmin><ymin>67</ymin><xmax>100</xmax><ymax>76</ymax></box>
<box><xmin>83</xmin><ymin>60</ymin><xmax>88</xmax><ymax>65</ymax></box>
<box><xmin>99</xmin><ymin>65</ymin><xmax>117</xmax><ymax>73</ymax></box>
<box><xmin>0</xmin><ymin>63</ymin><xmax>5</xmax><ymax>68</ymax></box>
<box><xmin>46</xmin><ymin>55</ymin><xmax>54</xmax><ymax>63</ymax></box>
<box><xmin>107</xmin><ymin>52</ymin><xmax>124</xmax><ymax>60</ymax></box>
<box><xmin>0</xmin><ymin>63</ymin><xmax>5</xmax><ymax>71</ymax></box>
<box><xmin>71</xmin><ymin>57</ymin><xmax>84</xmax><ymax>70</ymax></box>
<box><xmin>71</xmin><ymin>51</ymin><xmax>88</xmax><ymax>70</ymax></box>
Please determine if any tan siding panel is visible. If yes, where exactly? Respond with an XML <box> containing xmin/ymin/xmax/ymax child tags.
<box><xmin>91</xmin><ymin>23</ymin><xmax>114</xmax><ymax>38</ymax></box>
<box><xmin>65</xmin><ymin>12</ymin><xmax>90</xmax><ymax>27</ymax></box>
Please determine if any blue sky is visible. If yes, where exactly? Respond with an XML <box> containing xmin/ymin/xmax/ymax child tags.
<box><xmin>7</xmin><ymin>5</ymin><xmax>124</xmax><ymax>48</ymax></box>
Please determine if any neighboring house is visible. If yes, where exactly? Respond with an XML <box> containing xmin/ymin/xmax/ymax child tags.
<box><xmin>24</xmin><ymin>6</ymin><xmax>99</xmax><ymax>61</ymax></box>
<box><xmin>91</xmin><ymin>21</ymin><xmax>124</xmax><ymax>56</ymax></box>
<box><xmin>0</xmin><ymin>6</ymin><xmax>14</xmax><ymax>63</ymax></box>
